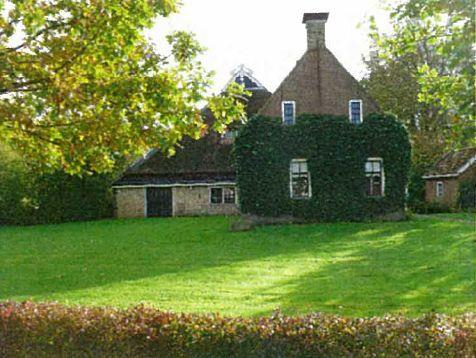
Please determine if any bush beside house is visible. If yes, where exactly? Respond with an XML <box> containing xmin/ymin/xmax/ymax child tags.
<box><xmin>235</xmin><ymin>113</ymin><xmax>411</xmax><ymax>221</ymax></box>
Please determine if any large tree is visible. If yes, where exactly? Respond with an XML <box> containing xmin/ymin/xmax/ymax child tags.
<box><xmin>0</xmin><ymin>0</ymin><xmax>245</xmax><ymax>174</ymax></box>
<box><xmin>364</xmin><ymin>0</ymin><xmax>475</xmax><ymax>168</ymax></box>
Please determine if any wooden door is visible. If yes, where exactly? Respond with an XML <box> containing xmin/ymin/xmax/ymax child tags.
<box><xmin>147</xmin><ymin>188</ymin><xmax>173</xmax><ymax>217</ymax></box>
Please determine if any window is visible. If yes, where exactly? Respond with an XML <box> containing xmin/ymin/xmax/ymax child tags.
<box><xmin>282</xmin><ymin>101</ymin><xmax>296</xmax><ymax>125</ymax></box>
<box><xmin>290</xmin><ymin>159</ymin><xmax>311</xmax><ymax>199</ymax></box>
<box><xmin>365</xmin><ymin>158</ymin><xmax>384</xmax><ymax>196</ymax></box>
<box><xmin>222</xmin><ymin>130</ymin><xmax>238</xmax><ymax>139</ymax></box>
<box><xmin>210</xmin><ymin>187</ymin><xmax>236</xmax><ymax>204</ymax></box>
<box><xmin>349</xmin><ymin>99</ymin><xmax>363</xmax><ymax>124</ymax></box>
<box><xmin>436</xmin><ymin>182</ymin><xmax>444</xmax><ymax>197</ymax></box>
<box><xmin>210</xmin><ymin>188</ymin><xmax>223</xmax><ymax>204</ymax></box>
<box><xmin>223</xmin><ymin>187</ymin><xmax>236</xmax><ymax>203</ymax></box>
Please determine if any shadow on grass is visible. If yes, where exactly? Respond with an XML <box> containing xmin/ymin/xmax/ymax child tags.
<box><xmin>0</xmin><ymin>217</ymin><xmax>473</xmax><ymax>316</ymax></box>
<box><xmin>254</xmin><ymin>220</ymin><xmax>475</xmax><ymax>317</ymax></box>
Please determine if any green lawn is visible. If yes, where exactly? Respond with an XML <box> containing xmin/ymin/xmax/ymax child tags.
<box><xmin>428</xmin><ymin>212</ymin><xmax>475</xmax><ymax>223</ymax></box>
<box><xmin>0</xmin><ymin>216</ymin><xmax>474</xmax><ymax>317</ymax></box>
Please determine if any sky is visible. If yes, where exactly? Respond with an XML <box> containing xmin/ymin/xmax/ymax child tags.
<box><xmin>148</xmin><ymin>0</ymin><xmax>391</xmax><ymax>93</ymax></box>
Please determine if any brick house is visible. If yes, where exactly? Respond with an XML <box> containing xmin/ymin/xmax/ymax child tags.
<box><xmin>113</xmin><ymin>12</ymin><xmax>383</xmax><ymax>218</ymax></box>
<box><xmin>422</xmin><ymin>147</ymin><xmax>476</xmax><ymax>208</ymax></box>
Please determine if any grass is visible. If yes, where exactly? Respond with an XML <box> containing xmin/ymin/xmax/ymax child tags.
<box><xmin>428</xmin><ymin>212</ymin><xmax>475</xmax><ymax>223</ymax></box>
<box><xmin>0</xmin><ymin>216</ymin><xmax>474</xmax><ymax>317</ymax></box>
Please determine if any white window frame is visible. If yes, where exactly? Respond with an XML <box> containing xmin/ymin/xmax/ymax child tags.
<box><xmin>221</xmin><ymin>130</ymin><xmax>238</xmax><ymax>140</ymax></box>
<box><xmin>436</xmin><ymin>181</ymin><xmax>444</xmax><ymax>198</ymax></box>
<box><xmin>365</xmin><ymin>157</ymin><xmax>385</xmax><ymax>197</ymax></box>
<box><xmin>209</xmin><ymin>186</ymin><xmax>236</xmax><ymax>204</ymax></box>
<box><xmin>289</xmin><ymin>159</ymin><xmax>312</xmax><ymax>199</ymax></box>
<box><xmin>349</xmin><ymin>99</ymin><xmax>363</xmax><ymax>124</ymax></box>
<box><xmin>282</xmin><ymin>101</ymin><xmax>296</xmax><ymax>125</ymax></box>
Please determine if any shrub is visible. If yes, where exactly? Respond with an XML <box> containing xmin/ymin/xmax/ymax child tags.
<box><xmin>0</xmin><ymin>144</ymin><xmax>115</xmax><ymax>225</ymax></box>
<box><xmin>459</xmin><ymin>180</ymin><xmax>476</xmax><ymax>210</ymax></box>
<box><xmin>0</xmin><ymin>145</ymin><xmax>37</xmax><ymax>225</ymax></box>
<box><xmin>411</xmin><ymin>201</ymin><xmax>453</xmax><ymax>214</ymax></box>
<box><xmin>234</xmin><ymin>113</ymin><xmax>411</xmax><ymax>221</ymax></box>
<box><xmin>407</xmin><ymin>167</ymin><xmax>426</xmax><ymax>212</ymax></box>
<box><xmin>0</xmin><ymin>302</ymin><xmax>474</xmax><ymax>357</ymax></box>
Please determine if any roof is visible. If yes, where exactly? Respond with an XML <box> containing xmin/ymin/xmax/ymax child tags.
<box><xmin>113</xmin><ymin>174</ymin><xmax>236</xmax><ymax>187</ymax></box>
<box><xmin>423</xmin><ymin>147</ymin><xmax>476</xmax><ymax>179</ymax></box>
<box><xmin>224</xmin><ymin>64</ymin><xmax>268</xmax><ymax>91</ymax></box>
<box><xmin>114</xmin><ymin>82</ymin><xmax>271</xmax><ymax>186</ymax></box>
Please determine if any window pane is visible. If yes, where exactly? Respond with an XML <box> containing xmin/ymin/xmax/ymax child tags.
<box><xmin>290</xmin><ymin>162</ymin><xmax>298</xmax><ymax>173</ymax></box>
<box><xmin>436</xmin><ymin>183</ymin><xmax>444</xmax><ymax>197</ymax></box>
<box><xmin>223</xmin><ymin>130</ymin><xmax>237</xmax><ymax>139</ymax></box>
<box><xmin>299</xmin><ymin>161</ymin><xmax>308</xmax><ymax>172</ymax></box>
<box><xmin>365</xmin><ymin>177</ymin><xmax>372</xmax><ymax>196</ymax></box>
<box><xmin>223</xmin><ymin>187</ymin><xmax>236</xmax><ymax>204</ymax></box>
<box><xmin>292</xmin><ymin>174</ymin><xmax>309</xmax><ymax>198</ymax></box>
<box><xmin>365</xmin><ymin>162</ymin><xmax>373</xmax><ymax>173</ymax></box>
<box><xmin>373</xmin><ymin>161</ymin><xmax>380</xmax><ymax>172</ymax></box>
<box><xmin>365</xmin><ymin>159</ymin><xmax>383</xmax><ymax>197</ymax></box>
<box><xmin>282</xmin><ymin>102</ymin><xmax>295</xmax><ymax>125</ymax></box>
<box><xmin>372</xmin><ymin>180</ymin><xmax>382</xmax><ymax>196</ymax></box>
<box><xmin>284</xmin><ymin>103</ymin><xmax>293</xmax><ymax>115</ymax></box>
<box><xmin>350</xmin><ymin>101</ymin><xmax>362</xmax><ymax>124</ymax></box>
<box><xmin>210</xmin><ymin>188</ymin><xmax>223</xmax><ymax>204</ymax></box>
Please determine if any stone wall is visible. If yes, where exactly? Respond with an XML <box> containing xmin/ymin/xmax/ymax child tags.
<box><xmin>115</xmin><ymin>188</ymin><xmax>145</xmax><ymax>218</ymax></box>
<box><xmin>115</xmin><ymin>185</ymin><xmax>239</xmax><ymax>218</ymax></box>
<box><xmin>173</xmin><ymin>186</ymin><xmax>239</xmax><ymax>216</ymax></box>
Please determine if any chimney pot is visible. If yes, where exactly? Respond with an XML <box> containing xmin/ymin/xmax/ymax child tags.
<box><xmin>303</xmin><ymin>12</ymin><xmax>329</xmax><ymax>50</ymax></box>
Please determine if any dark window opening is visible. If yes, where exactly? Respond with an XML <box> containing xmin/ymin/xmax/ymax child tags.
<box><xmin>365</xmin><ymin>159</ymin><xmax>384</xmax><ymax>197</ymax></box>
<box><xmin>210</xmin><ymin>188</ymin><xmax>223</xmax><ymax>204</ymax></box>
<box><xmin>290</xmin><ymin>160</ymin><xmax>311</xmax><ymax>199</ymax></box>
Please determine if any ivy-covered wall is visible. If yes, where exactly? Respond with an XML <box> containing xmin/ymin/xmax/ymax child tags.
<box><xmin>234</xmin><ymin>113</ymin><xmax>411</xmax><ymax>221</ymax></box>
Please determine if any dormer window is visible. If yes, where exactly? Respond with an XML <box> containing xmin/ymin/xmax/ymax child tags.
<box><xmin>349</xmin><ymin>100</ymin><xmax>363</xmax><ymax>124</ymax></box>
<box><xmin>282</xmin><ymin>101</ymin><xmax>296</xmax><ymax>125</ymax></box>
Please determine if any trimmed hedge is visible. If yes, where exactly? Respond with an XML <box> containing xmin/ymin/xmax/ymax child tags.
<box><xmin>234</xmin><ymin>114</ymin><xmax>411</xmax><ymax>221</ymax></box>
<box><xmin>0</xmin><ymin>302</ymin><xmax>475</xmax><ymax>357</ymax></box>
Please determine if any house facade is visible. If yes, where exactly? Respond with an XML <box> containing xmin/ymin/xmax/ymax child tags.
<box><xmin>114</xmin><ymin>12</ymin><xmax>394</xmax><ymax>219</ymax></box>
<box><xmin>423</xmin><ymin>147</ymin><xmax>476</xmax><ymax>209</ymax></box>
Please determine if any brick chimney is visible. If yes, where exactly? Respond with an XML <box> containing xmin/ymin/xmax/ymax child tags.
<box><xmin>302</xmin><ymin>13</ymin><xmax>329</xmax><ymax>50</ymax></box>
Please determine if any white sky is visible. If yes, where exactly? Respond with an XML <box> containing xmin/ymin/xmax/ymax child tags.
<box><xmin>148</xmin><ymin>0</ymin><xmax>390</xmax><ymax>93</ymax></box>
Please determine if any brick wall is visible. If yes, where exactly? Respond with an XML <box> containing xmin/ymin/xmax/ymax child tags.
<box><xmin>425</xmin><ymin>166</ymin><xmax>476</xmax><ymax>208</ymax></box>
<box><xmin>115</xmin><ymin>188</ymin><xmax>145</xmax><ymax>218</ymax></box>
<box><xmin>425</xmin><ymin>178</ymin><xmax>459</xmax><ymax>207</ymax></box>
<box><xmin>259</xmin><ymin>49</ymin><xmax>378</xmax><ymax>118</ymax></box>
